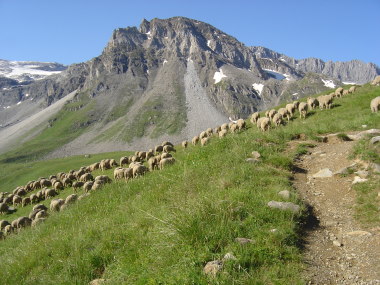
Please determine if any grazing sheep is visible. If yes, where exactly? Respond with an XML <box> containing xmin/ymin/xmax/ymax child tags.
<box><xmin>138</xmin><ymin>151</ymin><xmax>147</xmax><ymax>160</ymax></box>
<box><xmin>31</xmin><ymin>217</ymin><xmax>46</xmax><ymax>227</ymax></box>
<box><xmin>50</xmin><ymin>199</ymin><xmax>65</xmax><ymax>212</ymax></box>
<box><xmin>335</xmin><ymin>87</ymin><xmax>344</xmax><ymax>98</ymax></box>
<box><xmin>201</xmin><ymin>137</ymin><xmax>209</xmax><ymax>146</ymax></box>
<box><xmin>230</xmin><ymin>123</ymin><xmax>238</xmax><ymax>133</ymax></box>
<box><xmin>159</xmin><ymin>157</ymin><xmax>176</xmax><ymax>169</ymax></box>
<box><xmin>53</xmin><ymin>181</ymin><xmax>64</xmax><ymax>191</ymax></box>
<box><xmin>91</xmin><ymin>182</ymin><xmax>103</xmax><ymax>191</ymax></box>
<box><xmin>32</xmin><ymin>181</ymin><xmax>41</xmax><ymax>190</ymax></box>
<box><xmin>272</xmin><ymin>113</ymin><xmax>282</xmax><ymax>126</ymax></box>
<box><xmin>35</xmin><ymin>210</ymin><xmax>48</xmax><ymax>219</ymax></box>
<box><xmin>155</xmin><ymin>145</ymin><xmax>164</xmax><ymax>153</ymax></box>
<box><xmin>95</xmin><ymin>175</ymin><xmax>112</xmax><ymax>184</ymax></box>
<box><xmin>0</xmin><ymin>202</ymin><xmax>9</xmax><ymax>214</ymax></box>
<box><xmin>161</xmin><ymin>152</ymin><xmax>172</xmax><ymax>159</ymax></box>
<box><xmin>343</xmin><ymin>89</ymin><xmax>349</xmax><ymax>96</ymax></box>
<box><xmin>268</xmin><ymin>109</ymin><xmax>277</xmax><ymax>119</ymax></box>
<box><xmin>191</xmin><ymin>136</ymin><xmax>199</xmax><ymax>145</ymax></box>
<box><xmin>33</xmin><ymin>204</ymin><xmax>48</xmax><ymax>212</ymax></box>
<box><xmin>250</xmin><ymin>112</ymin><xmax>260</xmax><ymax>124</ymax></box>
<box><xmin>129</xmin><ymin>161</ymin><xmax>142</xmax><ymax>169</ymax></box>
<box><xmin>120</xmin><ymin>156</ymin><xmax>129</xmax><ymax>166</ymax></box>
<box><xmin>123</xmin><ymin>168</ymin><xmax>133</xmax><ymax>181</ymax></box>
<box><xmin>78</xmin><ymin>193</ymin><xmax>91</xmax><ymax>201</ymax></box>
<box><xmin>318</xmin><ymin>94</ymin><xmax>333</xmax><ymax>110</ymax></box>
<box><xmin>30</xmin><ymin>194</ymin><xmax>39</xmax><ymax>204</ymax></box>
<box><xmin>148</xmin><ymin>157</ymin><xmax>158</xmax><ymax>171</ymax></box>
<box><xmin>220</xmin><ymin>123</ymin><xmax>229</xmax><ymax>131</ymax></box>
<box><xmin>370</xmin><ymin>96</ymin><xmax>380</xmax><ymax>112</ymax></box>
<box><xmin>307</xmin><ymin>97</ymin><xmax>318</xmax><ymax>110</ymax></box>
<box><xmin>114</xmin><ymin>168</ymin><xmax>125</xmax><ymax>179</ymax></box>
<box><xmin>278</xmin><ymin>107</ymin><xmax>290</xmax><ymax>121</ymax></box>
<box><xmin>40</xmin><ymin>179</ymin><xmax>52</xmax><ymax>188</ymax></box>
<box><xmin>199</xmin><ymin>131</ymin><xmax>208</xmax><ymax>139</ymax></box>
<box><xmin>99</xmin><ymin>159</ymin><xmax>111</xmax><ymax>171</ymax></box>
<box><xmin>72</xmin><ymin>181</ymin><xmax>84</xmax><ymax>192</ymax></box>
<box><xmin>163</xmin><ymin>145</ymin><xmax>176</xmax><ymax>153</ymax></box>
<box><xmin>89</xmin><ymin>162</ymin><xmax>100</xmax><ymax>172</ymax></box>
<box><xmin>162</xmin><ymin>141</ymin><xmax>174</xmax><ymax>147</ymax></box>
<box><xmin>260</xmin><ymin>117</ymin><xmax>271</xmax><ymax>132</ymax></box>
<box><xmin>237</xmin><ymin>119</ymin><xmax>246</xmax><ymax>130</ymax></box>
<box><xmin>62</xmin><ymin>178</ymin><xmax>72</xmax><ymax>187</ymax></box>
<box><xmin>65</xmin><ymin>194</ymin><xmax>78</xmax><ymax>205</ymax></box>
<box><xmin>15</xmin><ymin>188</ymin><xmax>27</xmax><ymax>196</ymax></box>
<box><xmin>12</xmin><ymin>195</ymin><xmax>22</xmax><ymax>207</ymax></box>
<box><xmin>22</xmin><ymin>197</ymin><xmax>31</xmax><ymax>207</ymax></box>
<box><xmin>45</xmin><ymin>189</ymin><xmax>58</xmax><ymax>199</ymax></box>
<box><xmin>348</xmin><ymin>86</ymin><xmax>357</xmax><ymax>93</ymax></box>
<box><xmin>0</xmin><ymin>220</ymin><xmax>10</xmax><ymax>230</ymax></box>
<box><xmin>3</xmin><ymin>225</ymin><xmax>13</xmax><ymax>235</ymax></box>
<box><xmin>109</xmin><ymin>159</ymin><xmax>118</xmax><ymax>167</ymax></box>
<box><xmin>265</xmin><ymin>110</ymin><xmax>270</xmax><ymax>118</ymax></box>
<box><xmin>13</xmin><ymin>216</ymin><xmax>32</xmax><ymax>229</ymax></box>
<box><xmin>182</xmin><ymin>141</ymin><xmax>188</xmax><ymax>148</ymax></box>
<box><xmin>132</xmin><ymin>165</ymin><xmax>148</xmax><ymax>178</ymax></box>
<box><xmin>298</xmin><ymin>102</ymin><xmax>308</xmax><ymax>119</ymax></box>
<box><xmin>370</xmin><ymin>75</ymin><xmax>380</xmax><ymax>86</ymax></box>
<box><xmin>130</xmin><ymin>155</ymin><xmax>141</xmax><ymax>163</ymax></box>
<box><xmin>219</xmin><ymin>129</ymin><xmax>228</xmax><ymax>138</ymax></box>
<box><xmin>256</xmin><ymin>117</ymin><xmax>265</xmax><ymax>129</ymax></box>
<box><xmin>80</xmin><ymin>173</ymin><xmax>94</xmax><ymax>182</ymax></box>
<box><xmin>83</xmin><ymin>182</ymin><xmax>94</xmax><ymax>193</ymax></box>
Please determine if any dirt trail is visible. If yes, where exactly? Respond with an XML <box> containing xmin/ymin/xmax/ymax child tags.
<box><xmin>291</xmin><ymin>134</ymin><xmax>380</xmax><ymax>284</ymax></box>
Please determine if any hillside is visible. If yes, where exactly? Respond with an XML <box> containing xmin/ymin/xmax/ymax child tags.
<box><xmin>0</xmin><ymin>83</ymin><xmax>379</xmax><ymax>284</ymax></box>
<box><xmin>0</xmin><ymin>17</ymin><xmax>379</xmax><ymax>159</ymax></box>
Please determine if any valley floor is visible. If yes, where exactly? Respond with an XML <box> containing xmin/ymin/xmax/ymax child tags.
<box><xmin>291</xmin><ymin>133</ymin><xmax>380</xmax><ymax>284</ymax></box>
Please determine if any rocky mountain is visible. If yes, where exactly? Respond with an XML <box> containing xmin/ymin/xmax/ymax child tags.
<box><xmin>250</xmin><ymin>46</ymin><xmax>379</xmax><ymax>84</ymax></box>
<box><xmin>0</xmin><ymin>17</ymin><xmax>378</xmax><ymax>157</ymax></box>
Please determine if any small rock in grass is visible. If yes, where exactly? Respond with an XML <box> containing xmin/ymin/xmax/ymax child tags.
<box><xmin>352</xmin><ymin>176</ymin><xmax>368</xmax><ymax>184</ymax></box>
<box><xmin>223</xmin><ymin>252</ymin><xmax>237</xmax><ymax>261</ymax></box>
<box><xmin>204</xmin><ymin>260</ymin><xmax>223</xmax><ymax>276</ymax></box>
<box><xmin>370</xmin><ymin>136</ymin><xmax>380</xmax><ymax>144</ymax></box>
<box><xmin>313</xmin><ymin>168</ymin><xmax>333</xmax><ymax>178</ymax></box>
<box><xmin>267</xmin><ymin>201</ymin><xmax>300</xmax><ymax>213</ymax></box>
<box><xmin>89</xmin><ymin>279</ymin><xmax>106</xmax><ymax>285</ymax></box>
<box><xmin>251</xmin><ymin>151</ymin><xmax>261</xmax><ymax>159</ymax></box>
<box><xmin>246</xmin><ymin>158</ymin><xmax>259</xmax><ymax>164</ymax></box>
<box><xmin>235</xmin><ymin>237</ymin><xmax>254</xmax><ymax>244</ymax></box>
<box><xmin>370</xmin><ymin>162</ymin><xmax>380</xmax><ymax>174</ymax></box>
<box><xmin>278</xmin><ymin>190</ymin><xmax>290</xmax><ymax>200</ymax></box>
<box><xmin>346</xmin><ymin>230</ymin><xmax>372</xmax><ymax>236</ymax></box>
<box><xmin>354</xmin><ymin>170</ymin><xmax>369</xmax><ymax>178</ymax></box>
<box><xmin>333</xmin><ymin>240</ymin><xmax>342</xmax><ymax>247</ymax></box>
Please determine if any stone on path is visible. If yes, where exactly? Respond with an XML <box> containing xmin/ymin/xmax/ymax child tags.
<box><xmin>278</xmin><ymin>190</ymin><xmax>290</xmax><ymax>200</ymax></box>
<box><xmin>267</xmin><ymin>201</ymin><xmax>300</xmax><ymax>213</ymax></box>
<box><xmin>370</xmin><ymin>136</ymin><xmax>380</xmax><ymax>144</ymax></box>
<box><xmin>346</xmin><ymin>230</ymin><xmax>372</xmax><ymax>237</ymax></box>
<box><xmin>235</xmin><ymin>237</ymin><xmax>254</xmax><ymax>244</ymax></box>
<box><xmin>251</xmin><ymin>151</ymin><xmax>261</xmax><ymax>159</ymax></box>
<box><xmin>313</xmin><ymin>168</ymin><xmax>333</xmax><ymax>178</ymax></box>
<box><xmin>204</xmin><ymin>260</ymin><xmax>223</xmax><ymax>276</ymax></box>
<box><xmin>223</xmin><ymin>252</ymin><xmax>237</xmax><ymax>261</ymax></box>
<box><xmin>352</xmin><ymin>176</ymin><xmax>368</xmax><ymax>184</ymax></box>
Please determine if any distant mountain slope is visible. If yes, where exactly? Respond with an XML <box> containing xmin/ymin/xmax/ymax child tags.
<box><xmin>0</xmin><ymin>17</ymin><xmax>378</xmax><ymax>157</ymax></box>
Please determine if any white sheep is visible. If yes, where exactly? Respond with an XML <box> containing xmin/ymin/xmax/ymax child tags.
<box><xmin>370</xmin><ymin>96</ymin><xmax>380</xmax><ymax>112</ymax></box>
<box><xmin>298</xmin><ymin>102</ymin><xmax>308</xmax><ymax>119</ymax></box>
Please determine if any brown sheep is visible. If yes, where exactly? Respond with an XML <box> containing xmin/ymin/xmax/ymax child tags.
<box><xmin>80</xmin><ymin>173</ymin><xmax>94</xmax><ymax>182</ymax></box>
<box><xmin>12</xmin><ymin>195</ymin><xmax>22</xmax><ymax>207</ymax></box>
<box><xmin>159</xmin><ymin>157</ymin><xmax>176</xmax><ymax>169</ymax></box>
<box><xmin>163</xmin><ymin>145</ymin><xmax>176</xmax><ymax>153</ymax></box>
<box><xmin>120</xmin><ymin>156</ymin><xmax>129</xmax><ymax>166</ymax></box>
<box><xmin>89</xmin><ymin>162</ymin><xmax>100</xmax><ymax>172</ymax></box>
<box><xmin>99</xmin><ymin>159</ymin><xmax>111</xmax><ymax>171</ymax></box>
<box><xmin>154</xmin><ymin>145</ymin><xmax>164</xmax><ymax>153</ymax></box>
<box><xmin>45</xmin><ymin>188</ymin><xmax>58</xmax><ymax>199</ymax></box>
<box><xmin>268</xmin><ymin>109</ymin><xmax>277</xmax><ymax>120</ymax></box>
<box><xmin>40</xmin><ymin>179</ymin><xmax>52</xmax><ymax>188</ymax></box>
<box><xmin>33</xmin><ymin>204</ymin><xmax>48</xmax><ymax>212</ymax></box>
<box><xmin>72</xmin><ymin>181</ymin><xmax>84</xmax><ymax>192</ymax></box>
<box><xmin>13</xmin><ymin>216</ymin><xmax>32</xmax><ymax>229</ymax></box>
<box><xmin>0</xmin><ymin>202</ymin><xmax>9</xmax><ymax>214</ymax></box>
<box><xmin>83</xmin><ymin>182</ymin><xmax>94</xmax><ymax>193</ymax></box>
<box><xmin>146</xmin><ymin>151</ymin><xmax>154</xmax><ymax>160</ymax></box>
<box><xmin>94</xmin><ymin>175</ymin><xmax>112</xmax><ymax>184</ymax></box>
<box><xmin>0</xmin><ymin>220</ymin><xmax>10</xmax><ymax>230</ymax></box>
<box><xmin>35</xmin><ymin>210</ymin><xmax>48</xmax><ymax>219</ymax></box>
<box><xmin>30</xmin><ymin>194</ymin><xmax>39</xmax><ymax>204</ymax></box>
<box><xmin>53</xmin><ymin>181</ymin><xmax>64</xmax><ymax>191</ymax></box>
<box><xmin>62</xmin><ymin>177</ymin><xmax>72</xmax><ymax>187</ymax></box>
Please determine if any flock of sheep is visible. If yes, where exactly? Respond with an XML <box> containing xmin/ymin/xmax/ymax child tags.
<box><xmin>1</xmin><ymin>81</ymin><xmax>379</xmax><ymax>240</ymax></box>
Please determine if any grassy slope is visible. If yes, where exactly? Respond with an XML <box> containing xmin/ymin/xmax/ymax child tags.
<box><xmin>0</xmin><ymin>84</ymin><xmax>379</xmax><ymax>284</ymax></box>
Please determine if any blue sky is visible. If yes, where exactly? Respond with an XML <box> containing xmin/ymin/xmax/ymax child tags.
<box><xmin>0</xmin><ymin>0</ymin><xmax>379</xmax><ymax>66</ymax></box>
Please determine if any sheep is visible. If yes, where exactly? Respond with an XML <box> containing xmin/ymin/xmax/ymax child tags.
<box><xmin>161</xmin><ymin>152</ymin><xmax>172</xmax><ymax>159</ymax></box>
<box><xmin>250</xmin><ymin>112</ymin><xmax>260</xmax><ymax>124</ymax></box>
<box><xmin>22</xmin><ymin>197</ymin><xmax>31</xmax><ymax>207</ymax></box>
<box><xmin>12</xmin><ymin>195</ymin><xmax>22</xmax><ymax>207</ymax></box>
<box><xmin>13</xmin><ymin>216</ymin><xmax>32</xmax><ymax>229</ymax></box>
<box><xmin>163</xmin><ymin>145</ymin><xmax>176</xmax><ymax>153</ymax></box>
<box><xmin>201</xmin><ymin>137</ymin><xmax>209</xmax><ymax>146</ymax></box>
<box><xmin>62</xmin><ymin>177</ymin><xmax>72</xmax><ymax>187</ymax></box>
<box><xmin>3</xmin><ymin>225</ymin><xmax>13</xmax><ymax>235</ymax></box>
<box><xmin>256</xmin><ymin>117</ymin><xmax>265</xmax><ymax>129</ymax></box>
<box><xmin>199</xmin><ymin>131</ymin><xmax>208</xmax><ymax>139</ymax></box>
<box><xmin>80</xmin><ymin>173</ymin><xmax>94</xmax><ymax>182</ymax></box>
<box><xmin>342</xmin><ymin>89</ymin><xmax>349</xmax><ymax>96</ymax></box>
<box><xmin>260</xmin><ymin>117</ymin><xmax>271</xmax><ymax>131</ymax></box>
<box><xmin>278</xmin><ymin>107</ymin><xmax>290</xmax><ymax>121</ymax></box>
<box><xmin>15</xmin><ymin>187</ymin><xmax>27</xmax><ymax>196</ymax></box>
<box><xmin>114</xmin><ymin>168</ymin><xmax>125</xmax><ymax>179</ymax></box>
<box><xmin>65</xmin><ymin>194</ymin><xmax>78</xmax><ymax>205</ymax></box>
<box><xmin>138</xmin><ymin>151</ymin><xmax>147</xmax><ymax>160</ymax></box>
<box><xmin>33</xmin><ymin>204</ymin><xmax>48</xmax><ymax>212</ymax></box>
<box><xmin>298</xmin><ymin>102</ymin><xmax>308</xmax><ymax>119</ymax></box>
<box><xmin>220</xmin><ymin>123</ymin><xmax>229</xmax><ymax>131</ymax></box>
<box><xmin>130</xmin><ymin>155</ymin><xmax>141</xmax><ymax>163</ymax></box>
<box><xmin>123</xmin><ymin>168</ymin><xmax>133</xmax><ymax>181</ymax></box>
<box><xmin>99</xmin><ymin>159</ymin><xmax>111</xmax><ymax>171</ymax></box>
<box><xmin>0</xmin><ymin>202</ymin><xmax>9</xmax><ymax>214</ymax></box>
<box><xmin>146</xmin><ymin>151</ymin><xmax>154</xmax><ymax>160</ymax></box>
<box><xmin>53</xmin><ymin>181</ymin><xmax>64</xmax><ymax>191</ymax></box>
<box><xmin>89</xmin><ymin>162</ymin><xmax>100</xmax><ymax>172</ymax></box>
<box><xmin>155</xmin><ymin>145</ymin><xmax>164</xmax><ymax>153</ymax></box>
<box><xmin>162</xmin><ymin>141</ymin><xmax>174</xmax><ymax>147</ymax></box>
<box><xmin>318</xmin><ymin>94</ymin><xmax>333</xmax><ymax>110</ymax></box>
<box><xmin>31</xmin><ymin>217</ymin><xmax>46</xmax><ymax>227</ymax></box>
<box><xmin>45</xmin><ymin>189</ymin><xmax>58</xmax><ymax>199</ymax></box>
<box><xmin>91</xmin><ymin>182</ymin><xmax>103</xmax><ymax>191</ymax></box>
<box><xmin>219</xmin><ymin>129</ymin><xmax>228</xmax><ymax>138</ymax></box>
<box><xmin>50</xmin><ymin>199</ymin><xmax>65</xmax><ymax>212</ymax></box>
<box><xmin>95</xmin><ymin>175</ymin><xmax>112</xmax><ymax>184</ymax></box>
<box><xmin>0</xmin><ymin>220</ymin><xmax>10</xmax><ymax>230</ymax></box>
<box><xmin>40</xmin><ymin>179</ymin><xmax>52</xmax><ymax>188</ymax></box>
<box><xmin>109</xmin><ymin>159</ymin><xmax>118</xmax><ymax>167</ymax></box>
<box><xmin>348</xmin><ymin>86</ymin><xmax>357</xmax><ymax>93</ymax></box>
<box><xmin>370</xmin><ymin>75</ymin><xmax>380</xmax><ymax>86</ymax></box>
<box><xmin>236</xmin><ymin>119</ymin><xmax>246</xmax><ymax>130</ymax></box>
<box><xmin>129</xmin><ymin>161</ymin><xmax>142</xmax><ymax>169</ymax></box>
<box><xmin>148</xmin><ymin>157</ymin><xmax>158</xmax><ymax>171</ymax></box>
<box><xmin>268</xmin><ymin>109</ymin><xmax>277</xmax><ymax>120</ymax></box>
<box><xmin>265</xmin><ymin>110</ymin><xmax>270</xmax><ymax>118</ymax></box>
<box><xmin>335</xmin><ymin>87</ymin><xmax>344</xmax><ymax>98</ymax></box>
<box><xmin>307</xmin><ymin>97</ymin><xmax>318</xmax><ymax>110</ymax></box>
<box><xmin>182</xmin><ymin>140</ymin><xmax>188</xmax><ymax>148</ymax></box>
<box><xmin>35</xmin><ymin>210</ymin><xmax>48</xmax><ymax>220</ymax></box>
<box><xmin>78</xmin><ymin>193</ymin><xmax>91</xmax><ymax>201</ymax></box>
<box><xmin>32</xmin><ymin>181</ymin><xmax>41</xmax><ymax>190</ymax></box>
<box><xmin>72</xmin><ymin>181</ymin><xmax>84</xmax><ymax>192</ymax></box>
<box><xmin>132</xmin><ymin>165</ymin><xmax>148</xmax><ymax>178</ymax></box>
<box><xmin>159</xmin><ymin>157</ymin><xmax>176</xmax><ymax>169</ymax></box>
<box><xmin>272</xmin><ymin>113</ymin><xmax>282</xmax><ymax>126</ymax></box>
<box><xmin>120</xmin><ymin>156</ymin><xmax>129</xmax><ymax>166</ymax></box>
<box><xmin>30</xmin><ymin>194</ymin><xmax>39</xmax><ymax>203</ymax></box>
<box><xmin>83</xmin><ymin>181</ymin><xmax>94</xmax><ymax>193</ymax></box>
<box><xmin>191</xmin><ymin>136</ymin><xmax>199</xmax><ymax>145</ymax></box>
<box><xmin>370</xmin><ymin>96</ymin><xmax>380</xmax><ymax>112</ymax></box>
<box><xmin>230</xmin><ymin>123</ymin><xmax>238</xmax><ymax>133</ymax></box>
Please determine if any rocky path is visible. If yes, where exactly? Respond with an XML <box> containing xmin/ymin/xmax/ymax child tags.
<box><xmin>292</xmin><ymin>133</ymin><xmax>380</xmax><ymax>284</ymax></box>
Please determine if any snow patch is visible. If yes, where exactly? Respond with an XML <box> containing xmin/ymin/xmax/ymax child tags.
<box><xmin>343</xmin><ymin>81</ymin><xmax>357</xmax><ymax>85</ymax></box>
<box><xmin>207</xmin><ymin>40</ymin><xmax>211</xmax><ymax>48</ymax></box>
<box><xmin>213</xmin><ymin>68</ymin><xmax>227</xmax><ymax>84</ymax></box>
<box><xmin>263</xmin><ymin>69</ymin><xmax>288</xmax><ymax>80</ymax></box>
<box><xmin>30</xmin><ymin>98</ymin><xmax>34</xmax><ymax>101</ymax></box>
<box><xmin>17</xmin><ymin>101</ymin><xmax>22</xmax><ymax>105</ymax></box>
<box><xmin>292</xmin><ymin>93</ymin><xmax>299</xmax><ymax>96</ymax></box>
<box><xmin>321</xmin><ymin>79</ymin><xmax>336</xmax><ymax>88</ymax></box>
<box><xmin>6</xmin><ymin>106</ymin><xmax>10</xmax><ymax>109</ymax></box>
<box><xmin>163</xmin><ymin>60</ymin><xmax>168</xmax><ymax>66</ymax></box>
<box><xmin>252</xmin><ymin>83</ymin><xmax>264</xmax><ymax>95</ymax></box>
<box><xmin>25</xmin><ymin>93</ymin><xmax>29</xmax><ymax>97</ymax></box>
